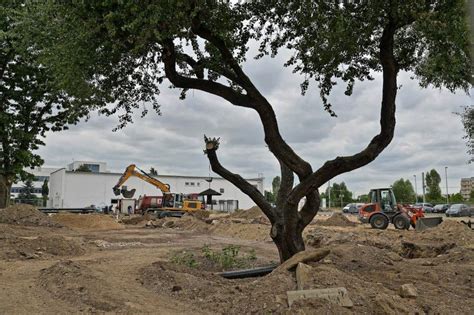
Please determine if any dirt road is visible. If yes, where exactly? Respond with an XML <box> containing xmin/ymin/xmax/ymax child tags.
<box><xmin>0</xmin><ymin>208</ymin><xmax>473</xmax><ymax>314</ymax></box>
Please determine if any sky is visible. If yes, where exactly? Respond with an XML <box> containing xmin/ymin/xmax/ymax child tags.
<box><xmin>36</xmin><ymin>49</ymin><xmax>473</xmax><ymax>197</ymax></box>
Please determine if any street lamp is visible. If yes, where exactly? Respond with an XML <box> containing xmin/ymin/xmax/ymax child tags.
<box><xmin>413</xmin><ymin>175</ymin><xmax>418</xmax><ymax>203</ymax></box>
<box><xmin>445</xmin><ymin>167</ymin><xmax>449</xmax><ymax>204</ymax></box>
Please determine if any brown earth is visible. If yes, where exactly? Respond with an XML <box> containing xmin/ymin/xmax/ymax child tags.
<box><xmin>317</xmin><ymin>212</ymin><xmax>356</xmax><ymax>227</ymax></box>
<box><xmin>0</xmin><ymin>208</ymin><xmax>473</xmax><ymax>314</ymax></box>
<box><xmin>51</xmin><ymin>213</ymin><xmax>124</xmax><ymax>230</ymax></box>
<box><xmin>0</xmin><ymin>204</ymin><xmax>61</xmax><ymax>227</ymax></box>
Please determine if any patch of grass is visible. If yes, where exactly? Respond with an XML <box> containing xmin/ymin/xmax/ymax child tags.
<box><xmin>201</xmin><ymin>244</ymin><xmax>257</xmax><ymax>269</ymax></box>
<box><xmin>170</xmin><ymin>245</ymin><xmax>258</xmax><ymax>270</ymax></box>
<box><xmin>170</xmin><ymin>251</ymin><xmax>198</xmax><ymax>268</ymax></box>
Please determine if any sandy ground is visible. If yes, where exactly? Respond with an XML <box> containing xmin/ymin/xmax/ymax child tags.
<box><xmin>0</xmin><ymin>206</ymin><xmax>473</xmax><ymax>314</ymax></box>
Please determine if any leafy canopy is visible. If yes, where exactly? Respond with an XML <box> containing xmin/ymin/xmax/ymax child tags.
<box><xmin>21</xmin><ymin>0</ymin><xmax>471</xmax><ymax>124</ymax></box>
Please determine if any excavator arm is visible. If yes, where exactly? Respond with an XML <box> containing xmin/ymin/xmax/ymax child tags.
<box><xmin>113</xmin><ymin>164</ymin><xmax>170</xmax><ymax>197</ymax></box>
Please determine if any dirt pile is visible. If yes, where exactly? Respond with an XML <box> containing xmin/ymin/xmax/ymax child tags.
<box><xmin>51</xmin><ymin>213</ymin><xmax>123</xmax><ymax>230</ymax></box>
<box><xmin>38</xmin><ymin>260</ymin><xmax>126</xmax><ymax>312</ymax></box>
<box><xmin>121</xmin><ymin>214</ymin><xmax>153</xmax><ymax>225</ymax></box>
<box><xmin>0</xmin><ymin>204</ymin><xmax>61</xmax><ymax>227</ymax></box>
<box><xmin>0</xmin><ymin>235</ymin><xmax>85</xmax><ymax>260</ymax></box>
<box><xmin>140</xmin><ymin>261</ymin><xmax>295</xmax><ymax>314</ymax></box>
<box><xmin>160</xmin><ymin>215</ymin><xmax>210</xmax><ymax>232</ymax></box>
<box><xmin>419</xmin><ymin>220</ymin><xmax>473</xmax><ymax>245</ymax></box>
<box><xmin>211</xmin><ymin>222</ymin><xmax>271</xmax><ymax>242</ymax></box>
<box><xmin>230</xmin><ymin>206</ymin><xmax>265</xmax><ymax>220</ymax></box>
<box><xmin>318</xmin><ymin>213</ymin><xmax>356</xmax><ymax>227</ymax></box>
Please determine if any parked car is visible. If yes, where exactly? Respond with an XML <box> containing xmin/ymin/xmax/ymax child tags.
<box><xmin>432</xmin><ymin>204</ymin><xmax>450</xmax><ymax>213</ymax></box>
<box><xmin>342</xmin><ymin>203</ymin><xmax>364</xmax><ymax>214</ymax></box>
<box><xmin>445</xmin><ymin>204</ymin><xmax>471</xmax><ymax>217</ymax></box>
<box><xmin>415</xmin><ymin>202</ymin><xmax>434</xmax><ymax>213</ymax></box>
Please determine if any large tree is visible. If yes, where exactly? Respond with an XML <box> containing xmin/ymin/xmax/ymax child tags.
<box><xmin>392</xmin><ymin>178</ymin><xmax>416</xmax><ymax>204</ymax></box>
<box><xmin>325</xmin><ymin>182</ymin><xmax>353</xmax><ymax>207</ymax></box>
<box><xmin>0</xmin><ymin>4</ymin><xmax>95</xmax><ymax>208</ymax></box>
<box><xmin>425</xmin><ymin>169</ymin><xmax>443</xmax><ymax>202</ymax></box>
<box><xmin>27</xmin><ymin>1</ymin><xmax>471</xmax><ymax>261</ymax></box>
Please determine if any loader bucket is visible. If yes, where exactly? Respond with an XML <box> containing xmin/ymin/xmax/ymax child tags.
<box><xmin>121</xmin><ymin>187</ymin><xmax>136</xmax><ymax>198</ymax></box>
<box><xmin>415</xmin><ymin>217</ymin><xmax>443</xmax><ymax>231</ymax></box>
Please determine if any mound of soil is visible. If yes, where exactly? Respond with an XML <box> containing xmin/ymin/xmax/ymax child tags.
<box><xmin>419</xmin><ymin>220</ymin><xmax>473</xmax><ymax>245</ymax></box>
<box><xmin>140</xmin><ymin>261</ymin><xmax>295</xmax><ymax>314</ymax></box>
<box><xmin>51</xmin><ymin>213</ymin><xmax>123</xmax><ymax>230</ymax></box>
<box><xmin>38</xmin><ymin>260</ymin><xmax>126</xmax><ymax>312</ymax></box>
<box><xmin>121</xmin><ymin>214</ymin><xmax>153</xmax><ymax>225</ymax></box>
<box><xmin>0</xmin><ymin>204</ymin><xmax>61</xmax><ymax>227</ymax></box>
<box><xmin>318</xmin><ymin>213</ymin><xmax>356</xmax><ymax>227</ymax></box>
<box><xmin>230</xmin><ymin>206</ymin><xmax>264</xmax><ymax>220</ymax></box>
<box><xmin>189</xmin><ymin>210</ymin><xmax>211</xmax><ymax>220</ymax></box>
<box><xmin>0</xmin><ymin>235</ymin><xmax>85</xmax><ymax>260</ymax></box>
<box><xmin>211</xmin><ymin>222</ymin><xmax>271</xmax><ymax>242</ymax></box>
<box><xmin>161</xmin><ymin>216</ymin><xmax>210</xmax><ymax>232</ymax></box>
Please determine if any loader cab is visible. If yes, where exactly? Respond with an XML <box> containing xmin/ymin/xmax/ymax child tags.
<box><xmin>370</xmin><ymin>188</ymin><xmax>397</xmax><ymax>213</ymax></box>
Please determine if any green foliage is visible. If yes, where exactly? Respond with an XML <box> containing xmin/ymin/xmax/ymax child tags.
<box><xmin>202</xmin><ymin>245</ymin><xmax>256</xmax><ymax>270</ymax></box>
<box><xmin>425</xmin><ymin>169</ymin><xmax>442</xmax><ymax>202</ymax></box>
<box><xmin>250</xmin><ymin>0</ymin><xmax>471</xmax><ymax>114</ymax></box>
<box><xmin>74</xmin><ymin>164</ymin><xmax>92</xmax><ymax>172</ymax></box>
<box><xmin>469</xmin><ymin>190</ymin><xmax>474</xmax><ymax>203</ymax></box>
<box><xmin>264</xmin><ymin>190</ymin><xmax>275</xmax><ymax>203</ymax></box>
<box><xmin>459</xmin><ymin>105</ymin><xmax>473</xmax><ymax>162</ymax></box>
<box><xmin>392</xmin><ymin>178</ymin><xmax>416</xmax><ymax>203</ymax></box>
<box><xmin>357</xmin><ymin>194</ymin><xmax>370</xmax><ymax>203</ymax></box>
<box><xmin>170</xmin><ymin>251</ymin><xmax>198</xmax><ymax>268</ymax></box>
<box><xmin>450</xmin><ymin>193</ymin><xmax>464</xmax><ymax>203</ymax></box>
<box><xmin>0</xmin><ymin>3</ymin><xmax>94</xmax><ymax>205</ymax></box>
<box><xmin>326</xmin><ymin>182</ymin><xmax>353</xmax><ymax>207</ymax></box>
<box><xmin>41</xmin><ymin>179</ymin><xmax>49</xmax><ymax>197</ymax></box>
<box><xmin>17</xmin><ymin>179</ymin><xmax>37</xmax><ymax>205</ymax></box>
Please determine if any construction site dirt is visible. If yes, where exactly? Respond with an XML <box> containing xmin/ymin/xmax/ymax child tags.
<box><xmin>0</xmin><ymin>205</ymin><xmax>472</xmax><ymax>314</ymax></box>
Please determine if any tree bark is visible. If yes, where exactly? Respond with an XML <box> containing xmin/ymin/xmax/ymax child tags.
<box><xmin>0</xmin><ymin>175</ymin><xmax>12</xmax><ymax>209</ymax></box>
<box><xmin>271</xmin><ymin>203</ymin><xmax>306</xmax><ymax>262</ymax></box>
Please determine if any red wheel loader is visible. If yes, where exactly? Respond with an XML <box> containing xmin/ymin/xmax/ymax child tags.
<box><xmin>358</xmin><ymin>188</ymin><xmax>443</xmax><ymax>231</ymax></box>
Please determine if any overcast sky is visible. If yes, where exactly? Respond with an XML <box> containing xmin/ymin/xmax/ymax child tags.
<box><xmin>36</xmin><ymin>49</ymin><xmax>472</xmax><ymax>197</ymax></box>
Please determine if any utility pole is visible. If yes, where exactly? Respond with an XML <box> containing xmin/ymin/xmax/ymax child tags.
<box><xmin>445</xmin><ymin>167</ymin><xmax>449</xmax><ymax>204</ymax></box>
<box><xmin>422</xmin><ymin>172</ymin><xmax>426</xmax><ymax>204</ymax></box>
<box><xmin>328</xmin><ymin>180</ymin><xmax>331</xmax><ymax>208</ymax></box>
<box><xmin>413</xmin><ymin>175</ymin><xmax>418</xmax><ymax>203</ymax></box>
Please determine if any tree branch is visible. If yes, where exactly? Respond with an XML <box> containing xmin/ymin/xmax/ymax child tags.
<box><xmin>298</xmin><ymin>190</ymin><xmax>320</xmax><ymax>227</ymax></box>
<box><xmin>162</xmin><ymin>39</ymin><xmax>254</xmax><ymax>108</ymax></box>
<box><xmin>288</xmin><ymin>21</ymin><xmax>399</xmax><ymax>204</ymax></box>
<box><xmin>203</xmin><ymin>136</ymin><xmax>274</xmax><ymax>222</ymax></box>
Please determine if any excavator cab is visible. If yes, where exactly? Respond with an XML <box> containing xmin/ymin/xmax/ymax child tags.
<box><xmin>370</xmin><ymin>188</ymin><xmax>397</xmax><ymax>213</ymax></box>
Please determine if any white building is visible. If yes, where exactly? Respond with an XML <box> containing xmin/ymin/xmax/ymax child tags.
<box><xmin>48</xmin><ymin>163</ymin><xmax>264</xmax><ymax>211</ymax></box>
<box><xmin>11</xmin><ymin>166</ymin><xmax>60</xmax><ymax>200</ymax></box>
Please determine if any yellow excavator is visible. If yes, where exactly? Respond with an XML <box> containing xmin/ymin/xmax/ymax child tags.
<box><xmin>113</xmin><ymin>164</ymin><xmax>170</xmax><ymax>198</ymax></box>
<box><xmin>112</xmin><ymin>164</ymin><xmax>203</xmax><ymax>216</ymax></box>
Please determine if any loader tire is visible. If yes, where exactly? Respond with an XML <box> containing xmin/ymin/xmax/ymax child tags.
<box><xmin>370</xmin><ymin>214</ymin><xmax>389</xmax><ymax>230</ymax></box>
<box><xmin>393</xmin><ymin>214</ymin><xmax>410</xmax><ymax>230</ymax></box>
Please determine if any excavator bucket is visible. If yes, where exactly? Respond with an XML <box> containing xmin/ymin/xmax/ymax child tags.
<box><xmin>113</xmin><ymin>187</ymin><xmax>121</xmax><ymax>196</ymax></box>
<box><xmin>415</xmin><ymin>217</ymin><xmax>443</xmax><ymax>231</ymax></box>
<box><xmin>121</xmin><ymin>187</ymin><xmax>136</xmax><ymax>198</ymax></box>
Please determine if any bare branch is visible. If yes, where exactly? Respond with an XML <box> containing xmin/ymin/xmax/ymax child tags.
<box><xmin>204</xmin><ymin>136</ymin><xmax>274</xmax><ymax>222</ymax></box>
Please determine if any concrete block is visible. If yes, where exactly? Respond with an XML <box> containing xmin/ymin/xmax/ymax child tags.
<box><xmin>287</xmin><ymin>287</ymin><xmax>353</xmax><ymax>308</ymax></box>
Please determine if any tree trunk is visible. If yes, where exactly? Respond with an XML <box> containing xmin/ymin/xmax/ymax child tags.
<box><xmin>0</xmin><ymin>175</ymin><xmax>12</xmax><ymax>209</ymax></box>
<box><xmin>271</xmin><ymin>204</ymin><xmax>306</xmax><ymax>262</ymax></box>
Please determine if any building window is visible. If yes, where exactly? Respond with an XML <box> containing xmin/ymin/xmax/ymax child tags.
<box><xmin>197</xmin><ymin>182</ymin><xmax>200</xmax><ymax>187</ymax></box>
<box><xmin>190</xmin><ymin>182</ymin><xmax>195</xmax><ymax>186</ymax></box>
<box><xmin>34</xmin><ymin>176</ymin><xmax>49</xmax><ymax>182</ymax></box>
<box><xmin>185</xmin><ymin>182</ymin><xmax>190</xmax><ymax>186</ymax></box>
<box><xmin>84</xmin><ymin>164</ymin><xmax>100</xmax><ymax>173</ymax></box>
<box><xmin>220</xmin><ymin>188</ymin><xmax>224</xmax><ymax>193</ymax></box>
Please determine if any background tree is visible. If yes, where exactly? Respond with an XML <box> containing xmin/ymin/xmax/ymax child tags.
<box><xmin>149</xmin><ymin>168</ymin><xmax>158</xmax><ymax>176</ymax></box>
<box><xmin>271</xmin><ymin>176</ymin><xmax>281</xmax><ymax>199</ymax></box>
<box><xmin>29</xmin><ymin>1</ymin><xmax>471</xmax><ymax>261</ymax></box>
<box><xmin>264</xmin><ymin>190</ymin><xmax>275</xmax><ymax>204</ymax></box>
<box><xmin>425</xmin><ymin>169</ymin><xmax>443</xmax><ymax>202</ymax></box>
<box><xmin>357</xmin><ymin>194</ymin><xmax>370</xmax><ymax>203</ymax></box>
<box><xmin>450</xmin><ymin>193</ymin><xmax>465</xmax><ymax>203</ymax></box>
<box><xmin>392</xmin><ymin>178</ymin><xmax>416</xmax><ymax>203</ymax></box>
<box><xmin>41</xmin><ymin>179</ymin><xmax>49</xmax><ymax>207</ymax></box>
<box><xmin>325</xmin><ymin>182</ymin><xmax>353</xmax><ymax>207</ymax></box>
<box><xmin>459</xmin><ymin>105</ymin><xmax>473</xmax><ymax>162</ymax></box>
<box><xmin>17</xmin><ymin>179</ymin><xmax>37</xmax><ymax>205</ymax></box>
<box><xmin>0</xmin><ymin>4</ymin><xmax>94</xmax><ymax>208</ymax></box>
<box><xmin>74</xmin><ymin>165</ymin><xmax>92</xmax><ymax>172</ymax></box>
<box><xmin>469</xmin><ymin>190</ymin><xmax>474</xmax><ymax>203</ymax></box>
